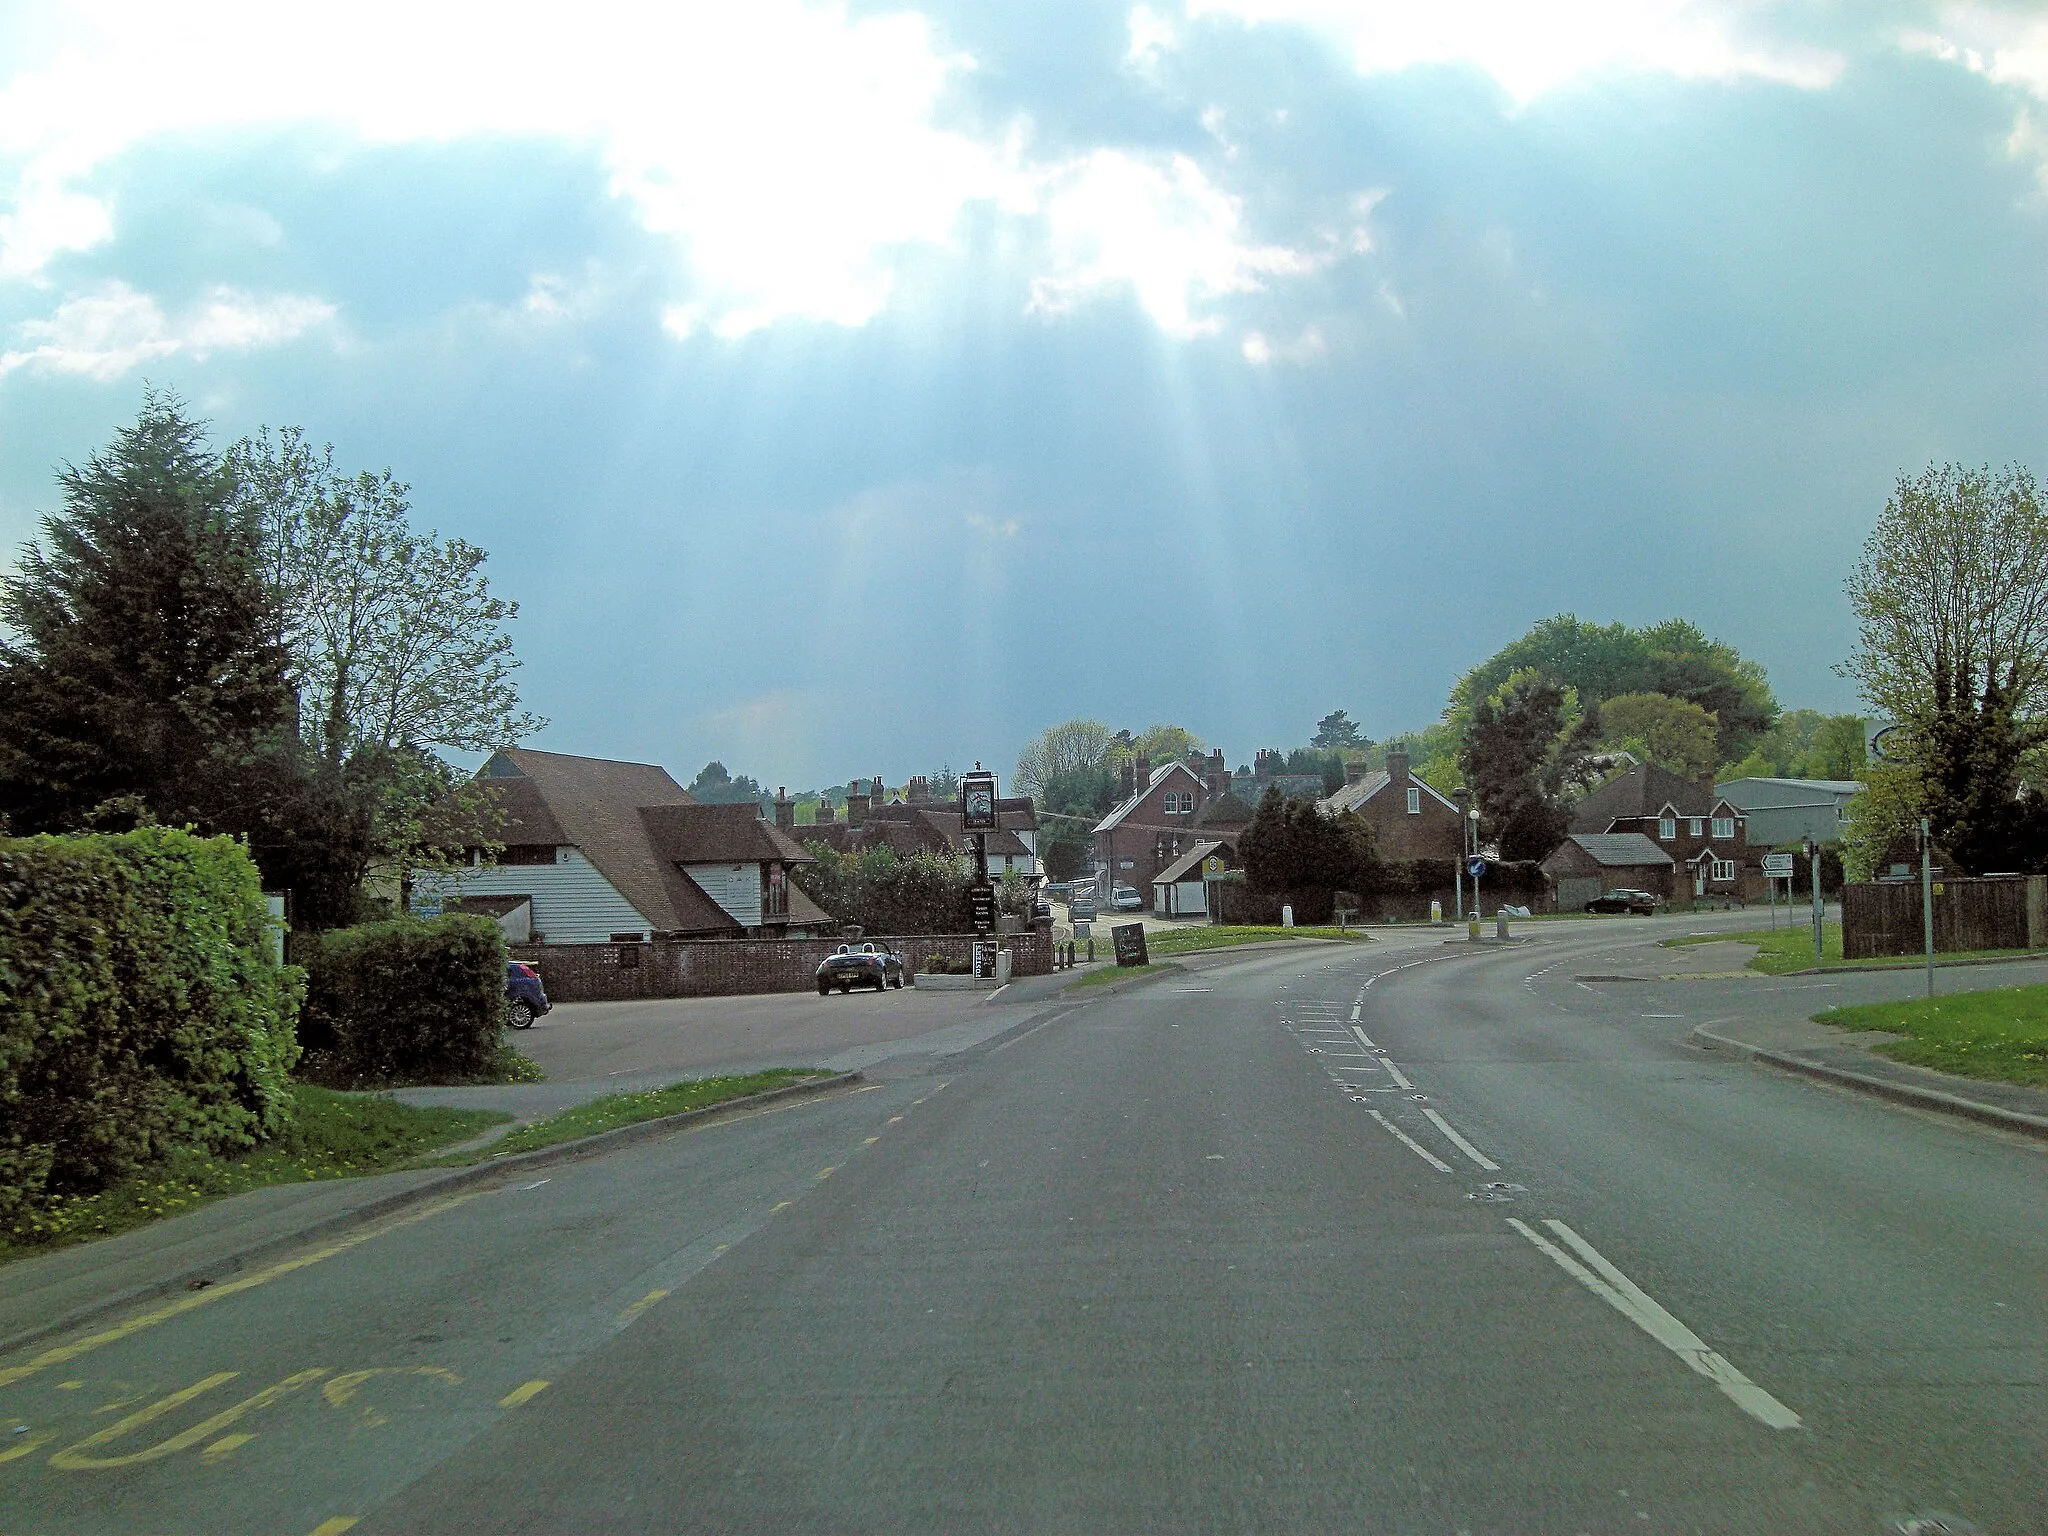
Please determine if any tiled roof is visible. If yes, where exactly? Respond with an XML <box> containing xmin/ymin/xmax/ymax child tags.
<box><xmin>1551</xmin><ymin>832</ymin><xmax>1675</xmax><ymax>868</ymax></box>
<box><xmin>1568</xmin><ymin>762</ymin><xmax>1719</xmax><ymax>832</ymax></box>
<box><xmin>1192</xmin><ymin>792</ymin><xmax>1254</xmax><ymax>829</ymax></box>
<box><xmin>1153</xmin><ymin>840</ymin><xmax>1225</xmax><ymax>885</ymax></box>
<box><xmin>641</xmin><ymin>802</ymin><xmax>814</xmax><ymax>866</ymax></box>
<box><xmin>1094</xmin><ymin>761</ymin><xmax>1205</xmax><ymax>833</ymax></box>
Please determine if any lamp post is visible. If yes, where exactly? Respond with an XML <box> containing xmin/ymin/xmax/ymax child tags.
<box><xmin>1468</xmin><ymin>805</ymin><xmax>1483</xmax><ymax>924</ymax></box>
<box><xmin>1451</xmin><ymin>787</ymin><xmax>1470</xmax><ymax>920</ymax></box>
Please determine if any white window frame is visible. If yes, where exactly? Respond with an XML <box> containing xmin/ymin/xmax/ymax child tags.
<box><xmin>1711</xmin><ymin>858</ymin><xmax>1736</xmax><ymax>882</ymax></box>
<box><xmin>1688</xmin><ymin>818</ymin><xmax>1703</xmax><ymax>836</ymax></box>
<box><xmin>1712</xmin><ymin>816</ymin><xmax>1734</xmax><ymax>840</ymax></box>
<box><xmin>1406</xmin><ymin>786</ymin><xmax>1421</xmax><ymax>815</ymax></box>
<box><xmin>1659</xmin><ymin>816</ymin><xmax>1675</xmax><ymax>840</ymax></box>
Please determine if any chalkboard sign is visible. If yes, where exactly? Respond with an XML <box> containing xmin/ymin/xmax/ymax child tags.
<box><xmin>969</xmin><ymin>882</ymin><xmax>996</xmax><ymax>934</ymax></box>
<box><xmin>1112</xmin><ymin>921</ymin><xmax>1149</xmax><ymax>967</ymax></box>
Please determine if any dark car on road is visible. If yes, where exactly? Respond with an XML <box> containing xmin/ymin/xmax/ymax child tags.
<box><xmin>1584</xmin><ymin>888</ymin><xmax>1660</xmax><ymax>915</ymax></box>
<box><xmin>816</xmin><ymin>942</ymin><xmax>907</xmax><ymax>994</ymax></box>
<box><xmin>505</xmin><ymin>960</ymin><xmax>550</xmax><ymax>1028</ymax></box>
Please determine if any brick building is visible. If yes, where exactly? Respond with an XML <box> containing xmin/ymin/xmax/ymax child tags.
<box><xmin>1093</xmin><ymin>749</ymin><xmax>1252</xmax><ymax>895</ymax></box>
<box><xmin>1316</xmin><ymin>743</ymin><xmax>1466</xmax><ymax>862</ymax></box>
<box><xmin>1564</xmin><ymin>761</ymin><xmax>1754</xmax><ymax>904</ymax></box>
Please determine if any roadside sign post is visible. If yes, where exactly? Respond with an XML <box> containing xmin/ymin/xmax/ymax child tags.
<box><xmin>1203</xmin><ymin>854</ymin><xmax>1225</xmax><ymax>926</ymax></box>
<box><xmin>1467</xmin><ymin>855</ymin><xmax>1486</xmax><ymax>941</ymax></box>
<box><xmin>1804</xmin><ymin>839</ymin><xmax>1824</xmax><ymax>966</ymax></box>
<box><xmin>1920</xmin><ymin>816</ymin><xmax>1935</xmax><ymax>999</ymax></box>
<box><xmin>962</xmin><ymin>766</ymin><xmax>999</xmax><ymax>971</ymax></box>
<box><xmin>1761</xmin><ymin>853</ymin><xmax>1794</xmax><ymax>932</ymax></box>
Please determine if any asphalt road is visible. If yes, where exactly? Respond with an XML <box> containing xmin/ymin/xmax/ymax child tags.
<box><xmin>4</xmin><ymin>920</ymin><xmax>2045</xmax><ymax>1533</ymax></box>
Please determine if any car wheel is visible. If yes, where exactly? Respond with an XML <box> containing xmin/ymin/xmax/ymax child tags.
<box><xmin>890</xmin><ymin>974</ymin><xmax>903</xmax><ymax>989</ymax></box>
<box><xmin>506</xmin><ymin>999</ymin><xmax>535</xmax><ymax>1030</ymax></box>
<box><xmin>818</xmin><ymin>981</ymin><xmax>831</xmax><ymax>996</ymax></box>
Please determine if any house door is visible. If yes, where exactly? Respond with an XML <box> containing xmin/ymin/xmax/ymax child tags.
<box><xmin>1693</xmin><ymin>863</ymin><xmax>1706</xmax><ymax>897</ymax></box>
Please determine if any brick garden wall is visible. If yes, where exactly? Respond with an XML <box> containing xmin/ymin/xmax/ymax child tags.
<box><xmin>512</xmin><ymin>929</ymin><xmax>1053</xmax><ymax>1002</ymax></box>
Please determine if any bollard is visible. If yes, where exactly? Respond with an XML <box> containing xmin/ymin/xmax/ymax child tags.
<box><xmin>1430</xmin><ymin>899</ymin><xmax>1442</xmax><ymax>925</ymax></box>
<box><xmin>1467</xmin><ymin>914</ymin><xmax>1481</xmax><ymax>943</ymax></box>
<box><xmin>1495</xmin><ymin>911</ymin><xmax>1509</xmax><ymax>940</ymax></box>
<box><xmin>1087</xmin><ymin>937</ymin><xmax>1095</xmax><ymax>963</ymax></box>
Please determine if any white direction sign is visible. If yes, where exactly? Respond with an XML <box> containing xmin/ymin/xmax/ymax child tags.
<box><xmin>1761</xmin><ymin>853</ymin><xmax>1795</xmax><ymax>878</ymax></box>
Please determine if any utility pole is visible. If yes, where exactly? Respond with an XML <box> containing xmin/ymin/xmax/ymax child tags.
<box><xmin>1921</xmin><ymin>816</ymin><xmax>1935</xmax><ymax>999</ymax></box>
<box><xmin>1805</xmin><ymin>838</ymin><xmax>1824</xmax><ymax>966</ymax></box>
<box><xmin>1451</xmin><ymin>786</ymin><xmax>1468</xmax><ymax>920</ymax></box>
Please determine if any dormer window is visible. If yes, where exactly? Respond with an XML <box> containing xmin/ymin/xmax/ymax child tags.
<box><xmin>1712</xmin><ymin>815</ymin><xmax>1735</xmax><ymax>839</ymax></box>
<box><xmin>1659</xmin><ymin>816</ymin><xmax>1676</xmax><ymax>840</ymax></box>
<box><xmin>1688</xmin><ymin>818</ymin><xmax>1703</xmax><ymax>837</ymax></box>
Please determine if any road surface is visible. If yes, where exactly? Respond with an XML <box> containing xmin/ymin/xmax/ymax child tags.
<box><xmin>3</xmin><ymin>919</ymin><xmax>2043</xmax><ymax>1533</ymax></box>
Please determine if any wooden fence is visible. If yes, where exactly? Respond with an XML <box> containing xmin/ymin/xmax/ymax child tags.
<box><xmin>1840</xmin><ymin>875</ymin><xmax>2046</xmax><ymax>959</ymax></box>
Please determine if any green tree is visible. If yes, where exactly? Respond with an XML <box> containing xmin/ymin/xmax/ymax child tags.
<box><xmin>687</xmin><ymin>761</ymin><xmax>764</xmax><ymax>805</ymax></box>
<box><xmin>1128</xmin><ymin>723</ymin><xmax>1204</xmax><ymax>766</ymax></box>
<box><xmin>1594</xmin><ymin>692</ymin><xmax>1721</xmax><ymax>778</ymax></box>
<box><xmin>1238</xmin><ymin>786</ymin><xmax>1380</xmax><ymax>895</ymax></box>
<box><xmin>0</xmin><ymin>391</ymin><xmax>293</xmax><ymax>837</ymax></box>
<box><xmin>1311</xmin><ymin>709</ymin><xmax>1365</xmax><ymax>750</ymax></box>
<box><xmin>1014</xmin><ymin>719</ymin><xmax>1115</xmax><ymax>801</ymax></box>
<box><xmin>1458</xmin><ymin>672</ymin><xmax>1592</xmax><ymax>861</ymax></box>
<box><xmin>1844</xmin><ymin>462</ymin><xmax>2048</xmax><ymax>873</ymax></box>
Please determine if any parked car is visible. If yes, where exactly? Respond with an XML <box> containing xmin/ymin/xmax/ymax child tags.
<box><xmin>505</xmin><ymin>961</ymin><xmax>550</xmax><ymax>1029</ymax></box>
<box><xmin>816</xmin><ymin>941</ymin><xmax>907</xmax><ymax>994</ymax></box>
<box><xmin>1584</xmin><ymin>888</ymin><xmax>1660</xmax><ymax>915</ymax></box>
<box><xmin>1031</xmin><ymin>895</ymin><xmax>1052</xmax><ymax>920</ymax></box>
<box><xmin>1111</xmin><ymin>884</ymin><xmax>1144</xmax><ymax>911</ymax></box>
<box><xmin>1069</xmin><ymin>892</ymin><xmax>1098</xmax><ymax>920</ymax></box>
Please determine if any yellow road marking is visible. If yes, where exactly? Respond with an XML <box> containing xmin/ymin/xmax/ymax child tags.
<box><xmin>497</xmin><ymin>1380</ymin><xmax>549</xmax><ymax>1409</ymax></box>
<box><xmin>618</xmin><ymin>1290</ymin><xmax>669</xmax><ymax>1325</ymax></box>
<box><xmin>910</xmin><ymin>1097</ymin><xmax>927</xmax><ymax>1106</ymax></box>
<box><xmin>0</xmin><ymin>1429</ymin><xmax>56</xmax><ymax>1462</ymax></box>
<box><xmin>308</xmin><ymin>1520</ymin><xmax>360</xmax><ymax>1536</ymax></box>
<box><xmin>769</xmin><ymin>1201</ymin><xmax>792</xmax><ymax>1213</ymax></box>
<box><xmin>0</xmin><ymin>1193</ymin><xmax>478</xmax><ymax>1390</ymax></box>
<box><xmin>886</xmin><ymin>1116</ymin><xmax>903</xmax><ymax>1124</ymax></box>
<box><xmin>51</xmin><ymin>1368</ymin><xmax>328</xmax><ymax>1470</ymax></box>
<box><xmin>863</xmin><ymin>1136</ymin><xmax>880</xmax><ymax>1146</ymax></box>
<box><xmin>200</xmin><ymin>1432</ymin><xmax>254</xmax><ymax>1463</ymax></box>
<box><xmin>815</xmin><ymin>1166</ymin><xmax>836</xmax><ymax>1180</ymax></box>
<box><xmin>322</xmin><ymin>1367</ymin><xmax>460</xmax><ymax>1408</ymax></box>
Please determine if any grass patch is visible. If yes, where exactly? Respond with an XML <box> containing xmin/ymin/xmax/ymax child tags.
<box><xmin>1664</xmin><ymin>923</ymin><xmax>2042</xmax><ymax>976</ymax></box>
<box><xmin>1065</xmin><ymin>962</ymin><xmax>1174</xmax><ymax>989</ymax></box>
<box><xmin>471</xmin><ymin>1070</ymin><xmax>828</xmax><ymax>1160</ymax></box>
<box><xmin>1816</xmin><ymin>984</ymin><xmax>2048</xmax><ymax>1087</ymax></box>
<box><xmin>1</xmin><ymin>1086</ymin><xmax>508</xmax><ymax>1261</ymax></box>
<box><xmin>1143</xmin><ymin>925</ymin><xmax>1372</xmax><ymax>956</ymax></box>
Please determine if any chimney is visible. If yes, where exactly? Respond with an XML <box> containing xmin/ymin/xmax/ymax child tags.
<box><xmin>814</xmin><ymin>799</ymin><xmax>834</xmax><ymax>823</ymax></box>
<box><xmin>1255</xmin><ymin>749</ymin><xmax>1272</xmax><ymax>781</ymax></box>
<box><xmin>908</xmin><ymin>775</ymin><xmax>930</xmax><ymax>804</ymax></box>
<box><xmin>873</xmin><ymin>775</ymin><xmax>888</xmax><ymax>805</ymax></box>
<box><xmin>1208</xmin><ymin>748</ymin><xmax>1228</xmax><ymax>799</ymax></box>
<box><xmin>846</xmin><ymin>784</ymin><xmax>870</xmax><ymax>826</ymax></box>
<box><xmin>1135</xmin><ymin>751</ymin><xmax>1151</xmax><ymax>789</ymax></box>
<box><xmin>773</xmin><ymin>786</ymin><xmax>795</xmax><ymax>829</ymax></box>
<box><xmin>1387</xmin><ymin>743</ymin><xmax>1410</xmax><ymax>784</ymax></box>
<box><xmin>1345</xmin><ymin>758</ymin><xmax>1369</xmax><ymax>786</ymax></box>
<box><xmin>1699</xmin><ymin>773</ymin><xmax>1717</xmax><ymax>809</ymax></box>
<box><xmin>1120</xmin><ymin>760</ymin><xmax>1136</xmax><ymax>799</ymax></box>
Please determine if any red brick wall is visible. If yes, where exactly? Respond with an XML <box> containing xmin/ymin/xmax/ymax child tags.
<box><xmin>513</xmin><ymin>929</ymin><xmax>1052</xmax><ymax>1002</ymax></box>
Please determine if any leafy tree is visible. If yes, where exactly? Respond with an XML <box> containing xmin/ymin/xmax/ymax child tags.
<box><xmin>1311</xmin><ymin>709</ymin><xmax>1366</xmax><ymax>750</ymax></box>
<box><xmin>1458</xmin><ymin>672</ymin><xmax>1594</xmax><ymax>861</ymax></box>
<box><xmin>687</xmin><ymin>760</ymin><xmax>764</xmax><ymax>805</ymax></box>
<box><xmin>1722</xmin><ymin>709</ymin><xmax>1868</xmax><ymax>780</ymax></box>
<box><xmin>1594</xmin><ymin>692</ymin><xmax>1720</xmax><ymax>779</ymax></box>
<box><xmin>1014</xmin><ymin>718</ymin><xmax>1116</xmax><ymax>801</ymax></box>
<box><xmin>0</xmin><ymin>390</ymin><xmax>293</xmax><ymax>837</ymax></box>
<box><xmin>1452</xmin><ymin>614</ymin><xmax>1776</xmax><ymax>762</ymax></box>
<box><xmin>1129</xmin><ymin>723</ymin><xmax>1204</xmax><ymax>765</ymax></box>
<box><xmin>789</xmin><ymin>844</ymin><xmax>974</xmax><ymax>933</ymax></box>
<box><xmin>1238</xmin><ymin>786</ymin><xmax>1380</xmax><ymax>895</ymax></box>
<box><xmin>1844</xmin><ymin>463</ymin><xmax>2048</xmax><ymax>873</ymax></box>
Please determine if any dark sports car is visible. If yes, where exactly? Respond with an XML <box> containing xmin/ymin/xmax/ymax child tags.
<box><xmin>1584</xmin><ymin>888</ymin><xmax>1660</xmax><ymax>915</ymax></box>
<box><xmin>816</xmin><ymin>942</ymin><xmax>907</xmax><ymax>994</ymax></box>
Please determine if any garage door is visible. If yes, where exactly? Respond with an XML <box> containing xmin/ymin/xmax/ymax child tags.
<box><xmin>1556</xmin><ymin>877</ymin><xmax>1600</xmax><ymax>910</ymax></box>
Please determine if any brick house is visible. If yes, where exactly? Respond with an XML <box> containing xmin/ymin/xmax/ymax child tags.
<box><xmin>1094</xmin><ymin>749</ymin><xmax>1246</xmax><ymax>895</ymax></box>
<box><xmin>1564</xmin><ymin>762</ymin><xmax>1755</xmax><ymax>904</ymax></box>
<box><xmin>1542</xmin><ymin>832</ymin><xmax>1678</xmax><ymax>907</ymax></box>
<box><xmin>1316</xmin><ymin>743</ymin><xmax>1466</xmax><ymax>862</ymax></box>
<box><xmin>421</xmin><ymin>747</ymin><xmax>834</xmax><ymax>942</ymax></box>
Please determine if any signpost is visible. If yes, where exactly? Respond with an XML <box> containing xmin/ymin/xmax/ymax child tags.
<box><xmin>1803</xmin><ymin>839</ymin><xmax>1824</xmax><ymax>966</ymax></box>
<box><xmin>1202</xmin><ymin>854</ymin><xmax>1225</xmax><ymax>926</ymax></box>
<box><xmin>1920</xmin><ymin>816</ymin><xmax>1935</xmax><ymax>999</ymax></box>
<box><xmin>962</xmin><ymin>766</ymin><xmax>999</xmax><ymax>970</ymax></box>
<box><xmin>1761</xmin><ymin>852</ymin><xmax>1793</xmax><ymax>929</ymax></box>
<box><xmin>1112</xmin><ymin>921</ymin><xmax>1149</xmax><ymax>968</ymax></box>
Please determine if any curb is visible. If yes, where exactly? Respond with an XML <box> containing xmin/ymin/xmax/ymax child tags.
<box><xmin>1689</xmin><ymin>1026</ymin><xmax>2048</xmax><ymax>1143</ymax></box>
<box><xmin>1785</xmin><ymin>953</ymin><xmax>2048</xmax><ymax>977</ymax></box>
<box><xmin>1058</xmin><ymin>960</ymin><xmax>1187</xmax><ymax>1000</ymax></box>
<box><xmin>0</xmin><ymin>1070</ymin><xmax>865</xmax><ymax>1362</ymax></box>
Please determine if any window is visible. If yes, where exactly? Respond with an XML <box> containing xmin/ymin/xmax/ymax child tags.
<box><xmin>1711</xmin><ymin>858</ymin><xmax>1737</xmax><ymax>882</ymax></box>
<box><xmin>1688</xmin><ymin>818</ymin><xmax>1703</xmax><ymax>836</ymax></box>
<box><xmin>1659</xmin><ymin>816</ymin><xmax>1676</xmax><ymax>840</ymax></box>
<box><xmin>1407</xmin><ymin>787</ymin><xmax>1421</xmax><ymax>815</ymax></box>
<box><xmin>764</xmin><ymin>862</ymin><xmax>788</xmax><ymax>919</ymax></box>
<box><xmin>1712</xmin><ymin>816</ymin><xmax>1735</xmax><ymax>839</ymax></box>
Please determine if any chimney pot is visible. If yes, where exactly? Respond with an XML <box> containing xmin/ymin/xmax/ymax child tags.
<box><xmin>1387</xmin><ymin>743</ymin><xmax>1411</xmax><ymax>783</ymax></box>
<box><xmin>1135</xmin><ymin>752</ymin><xmax>1151</xmax><ymax>788</ymax></box>
<box><xmin>847</xmin><ymin>788</ymin><xmax>870</xmax><ymax>827</ymax></box>
<box><xmin>1121</xmin><ymin>761</ymin><xmax>1136</xmax><ymax>798</ymax></box>
<box><xmin>1345</xmin><ymin>758</ymin><xmax>1368</xmax><ymax>785</ymax></box>
<box><xmin>774</xmin><ymin>786</ymin><xmax>795</xmax><ymax>829</ymax></box>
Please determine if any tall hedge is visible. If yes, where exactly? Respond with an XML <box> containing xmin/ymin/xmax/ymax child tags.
<box><xmin>0</xmin><ymin>828</ymin><xmax>301</xmax><ymax>1222</ymax></box>
<box><xmin>298</xmin><ymin>914</ymin><xmax>505</xmax><ymax>1085</ymax></box>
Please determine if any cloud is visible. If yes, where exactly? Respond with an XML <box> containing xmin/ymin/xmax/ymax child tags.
<box><xmin>0</xmin><ymin>1</ymin><xmax>1352</xmax><ymax>348</ymax></box>
<box><xmin>1183</xmin><ymin>0</ymin><xmax>1845</xmax><ymax>103</ymax></box>
<box><xmin>0</xmin><ymin>281</ymin><xmax>334</xmax><ymax>381</ymax></box>
<box><xmin>1905</xmin><ymin>6</ymin><xmax>2048</xmax><ymax>188</ymax></box>
<box><xmin>1240</xmin><ymin>324</ymin><xmax>1326</xmax><ymax>364</ymax></box>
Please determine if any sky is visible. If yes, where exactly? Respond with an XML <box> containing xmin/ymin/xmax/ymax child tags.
<box><xmin>2</xmin><ymin>1</ymin><xmax>2047</xmax><ymax>790</ymax></box>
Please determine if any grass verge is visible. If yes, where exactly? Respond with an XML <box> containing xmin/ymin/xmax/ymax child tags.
<box><xmin>1</xmin><ymin>1087</ymin><xmax>508</xmax><ymax>1261</ymax></box>
<box><xmin>1066</xmin><ymin>962</ymin><xmax>1174</xmax><ymax>989</ymax></box>
<box><xmin>1665</xmin><ymin>923</ymin><xmax>2042</xmax><ymax>975</ymax></box>
<box><xmin>1815</xmin><ymin>984</ymin><xmax>2048</xmax><ymax>1087</ymax></box>
<box><xmin>298</xmin><ymin>1041</ymin><xmax>545</xmax><ymax>1091</ymax></box>
<box><xmin>1143</xmin><ymin>925</ymin><xmax>1372</xmax><ymax>957</ymax></box>
<box><xmin>466</xmin><ymin>1070</ymin><xmax>829</xmax><ymax>1161</ymax></box>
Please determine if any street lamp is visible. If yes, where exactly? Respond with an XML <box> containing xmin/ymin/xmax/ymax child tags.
<box><xmin>1468</xmin><ymin>805</ymin><xmax>1483</xmax><ymax>920</ymax></box>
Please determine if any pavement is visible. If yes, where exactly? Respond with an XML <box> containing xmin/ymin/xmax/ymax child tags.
<box><xmin>4</xmin><ymin>916</ymin><xmax>2046</xmax><ymax>1532</ymax></box>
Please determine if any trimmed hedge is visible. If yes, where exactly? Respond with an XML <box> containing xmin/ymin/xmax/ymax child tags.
<box><xmin>298</xmin><ymin>914</ymin><xmax>506</xmax><ymax>1085</ymax></box>
<box><xmin>0</xmin><ymin>828</ymin><xmax>302</xmax><ymax>1224</ymax></box>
